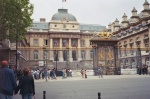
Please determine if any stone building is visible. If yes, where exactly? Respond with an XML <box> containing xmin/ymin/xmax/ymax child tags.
<box><xmin>18</xmin><ymin>9</ymin><xmax>105</xmax><ymax>70</ymax></box>
<box><xmin>108</xmin><ymin>0</ymin><xmax>150</xmax><ymax>74</ymax></box>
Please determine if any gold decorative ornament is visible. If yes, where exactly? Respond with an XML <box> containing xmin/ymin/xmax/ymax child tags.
<box><xmin>97</xmin><ymin>29</ymin><xmax>113</xmax><ymax>39</ymax></box>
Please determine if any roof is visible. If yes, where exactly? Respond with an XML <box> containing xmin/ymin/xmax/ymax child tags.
<box><xmin>51</xmin><ymin>9</ymin><xmax>77</xmax><ymax>21</ymax></box>
<box><xmin>79</xmin><ymin>24</ymin><xmax>106</xmax><ymax>32</ymax></box>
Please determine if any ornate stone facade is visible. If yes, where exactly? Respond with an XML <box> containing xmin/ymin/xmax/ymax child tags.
<box><xmin>18</xmin><ymin>9</ymin><xmax>105</xmax><ymax>70</ymax></box>
<box><xmin>108</xmin><ymin>0</ymin><xmax>150</xmax><ymax>74</ymax></box>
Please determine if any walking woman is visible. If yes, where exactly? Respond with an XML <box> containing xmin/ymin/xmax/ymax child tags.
<box><xmin>15</xmin><ymin>68</ymin><xmax>35</xmax><ymax>99</ymax></box>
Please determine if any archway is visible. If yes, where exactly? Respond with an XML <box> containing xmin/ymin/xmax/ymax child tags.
<box><xmin>130</xmin><ymin>58</ymin><xmax>135</xmax><ymax>69</ymax></box>
<box><xmin>145</xmin><ymin>57</ymin><xmax>149</xmax><ymax>66</ymax></box>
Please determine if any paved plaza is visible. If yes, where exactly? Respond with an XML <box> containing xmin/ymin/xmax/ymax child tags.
<box><xmin>14</xmin><ymin>75</ymin><xmax>150</xmax><ymax>99</ymax></box>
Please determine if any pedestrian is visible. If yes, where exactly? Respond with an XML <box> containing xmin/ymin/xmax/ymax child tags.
<box><xmin>62</xmin><ymin>68</ymin><xmax>65</xmax><ymax>79</ymax></box>
<box><xmin>0</xmin><ymin>60</ymin><xmax>17</xmax><ymax>99</ymax></box>
<box><xmin>69</xmin><ymin>69</ymin><xmax>72</xmax><ymax>77</ymax></box>
<box><xmin>15</xmin><ymin>67</ymin><xmax>35</xmax><ymax>99</ymax></box>
<box><xmin>81</xmin><ymin>69</ymin><xmax>84</xmax><ymax>78</ymax></box>
<box><xmin>98</xmin><ymin>67</ymin><xmax>103</xmax><ymax>78</ymax></box>
<box><xmin>85</xmin><ymin>70</ymin><xmax>87</xmax><ymax>79</ymax></box>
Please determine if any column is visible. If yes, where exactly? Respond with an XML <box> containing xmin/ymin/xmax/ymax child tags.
<box><xmin>69</xmin><ymin>38</ymin><xmax>73</xmax><ymax>61</ymax></box>
<box><xmin>59</xmin><ymin>51</ymin><xmax>63</xmax><ymax>62</ymax></box>
<box><xmin>50</xmin><ymin>38</ymin><xmax>53</xmax><ymax>60</ymax></box>
<box><xmin>69</xmin><ymin>50</ymin><xmax>73</xmax><ymax>62</ymax></box>
<box><xmin>86</xmin><ymin>50</ymin><xmax>90</xmax><ymax>60</ymax></box>
<box><xmin>59</xmin><ymin>38</ymin><xmax>63</xmax><ymax>61</ymax></box>
<box><xmin>60</xmin><ymin>38</ymin><xmax>62</xmax><ymax>48</ymax></box>
<box><xmin>78</xmin><ymin>38</ymin><xmax>82</xmax><ymax>61</ymax></box>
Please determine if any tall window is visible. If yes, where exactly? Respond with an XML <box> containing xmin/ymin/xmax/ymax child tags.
<box><xmin>43</xmin><ymin>50</ymin><xmax>48</xmax><ymax>59</ymax></box>
<box><xmin>81</xmin><ymin>40</ymin><xmax>85</xmax><ymax>47</ymax></box>
<box><xmin>44</xmin><ymin>39</ymin><xmax>48</xmax><ymax>46</ymax></box>
<box><xmin>72</xmin><ymin>50</ymin><xmax>77</xmax><ymax>61</ymax></box>
<box><xmin>63</xmin><ymin>50</ymin><xmax>68</xmax><ymax>61</ymax></box>
<box><xmin>54</xmin><ymin>51</ymin><xmax>59</xmax><ymax>61</ymax></box>
<box><xmin>90</xmin><ymin>50</ymin><xmax>93</xmax><ymax>59</ymax></box>
<box><xmin>34</xmin><ymin>50</ymin><xmax>38</xmax><ymax>59</ymax></box>
<box><xmin>81</xmin><ymin>50</ymin><xmax>86</xmax><ymax>59</ymax></box>
<box><xmin>34</xmin><ymin>39</ymin><xmax>38</xmax><ymax>46</ymax></box>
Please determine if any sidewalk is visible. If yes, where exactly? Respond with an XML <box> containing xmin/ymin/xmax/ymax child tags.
<box><xmin>34</xmin><ymin>74</ymin><xmax>150</xmax><ymax>82</ymax></box>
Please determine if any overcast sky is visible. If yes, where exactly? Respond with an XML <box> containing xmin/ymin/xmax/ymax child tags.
<box><xmin>29</xmin><ymin>0</ymin><xmax>149</xmax><ymax>27</ymax></box>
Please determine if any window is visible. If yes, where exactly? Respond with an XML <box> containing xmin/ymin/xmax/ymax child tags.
<box><xmin>81</xmin><ymin>50</ymin><xmax>86</xmax><ymax>59</ymax></box>
<box><xmin>81</xmin><ymin>40</ymin><xmax>85</xmax><ymax>47</ymax></box>
<box><xmin>72</xmin><ymin>50</ymin><xmax>77</xmax><ymax>61</ymax></box>
<box><xmin>34</xmin><ymin>39</ymin><xmax>38</xmax><ymax>46</ymax></box>
<box><xmin>54</xmin><ymin>51</ymin><xmax>59</xmax><ymax>61</ymax></box>
<box><xmin>90</xmin><ymin>50</ymin><xmax>93</xmax><ymax>59</ymax></box>
<box><xmin>43</xmin><ymin>50</ymin><xmax>48</xmax><ymax>60</ymax></box>
<box><xmin>44</xmin><ymin>39</ymin><xmax>48</xmax><ymax>46</ymax></box>
<box><xmin>63</xmin><ymin>50</ymin><xmax>68</xmax><ymax>61</ymax></box>
<box><xmin>63</xmin><ymin>24</ymin><xmax>66</xmax><ymax>28</ymax></box>
<box><xmin>34</xmin><ymin>50</ymin><xmax>38</xmax><ymax>59</ymax></box>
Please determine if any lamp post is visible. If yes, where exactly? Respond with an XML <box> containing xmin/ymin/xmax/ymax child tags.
<box><xmin>43</xmin><ymin>48</ymin><xmax>48</xmax><ymax>82</ymax></box>
<box><xmin>136</xmin><ymin>41</ymin><xmax>142</xmax><ymax>75</ymax></box>
<box><xmin>16</xmin><ymin>32</ymin><xmax>18</xmax><ymax>70</ymax></box>
<box><xmin>66</xmin><ymin>48</ymin><xmax>69</xmax><ymax>69</ymax></box>
<box><xmin>92</xmin><ymin>43</ymin><xmax>97</xmax><ymax>75</ymax></box>
<box><xmin>55</xmin><ymin>50</ymin><xmax>58</xmax><ymax>71</ymax></box>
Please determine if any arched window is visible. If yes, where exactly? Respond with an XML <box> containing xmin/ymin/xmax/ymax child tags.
<box><xmin>34</xmin><ymin>50</ymin><xmax>38</xmax><ymax>59</ymax></box>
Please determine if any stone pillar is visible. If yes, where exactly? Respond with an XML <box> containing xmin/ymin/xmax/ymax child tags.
<box><xmin>78</xmin><ymin>38</ymin><xmax>82</xmax><ymax>61</ymax></box>
<box><xmin>69</xmin><ymin>38</ymin><xmax>71</xmax><ymax>48</ymax></box>
<box><xmin>86</xmin><ymin>50</ymin><xmax>90</xmax><ymax>60</ymax></box>
<box><xmin>69</xmin><ymin>38</ymin><xmax>73</xmax><ymax>61</ymax></box>
<box><xmin>69</xmin><ymin>50</ymin><xmax>73</xmax><ymax>62</ymax></box>
<box><xmin>60</xmin><ymin>38</ymin><xmax>62</xmax><ymax>48</ymax></box>
<box><xmin>59</xmin><ymin>51</ymin><xmax>63</xmax><ymax>62</ymax></box>
<box><xmin>50</xmin><ymin>38</ymin><xmax>53</xmax><ymax>60</ymax></box>
<box><xmin>59</xmin><ymin>38</ymin><xmax>63</xmax><ymax>61</ymax></box>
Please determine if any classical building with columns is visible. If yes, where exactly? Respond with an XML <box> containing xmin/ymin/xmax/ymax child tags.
<box><xmin>107</xmin><ymin>0</ymin><xmax>150</xmax><ymax>74</ymax></box>
<box><xmin>18</xmin><ymin>9</ymin><xmax>105</xmax><ymax>70</ymax></box>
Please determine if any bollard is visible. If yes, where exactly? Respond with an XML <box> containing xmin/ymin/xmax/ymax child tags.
<box><xmin>43</xmin><ymin>91</ymin><xmax>46</xmax><ymax>99</ymax></box>
<box><xmin>98</xmin><ymin>92</ymin><xmax>101</xmax><ymax>99</ymax></box>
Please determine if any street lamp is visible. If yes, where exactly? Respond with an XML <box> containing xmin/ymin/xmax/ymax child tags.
<box><xmin>136</xmin><ymin>40</ymin><xmax>142</xmax><ymax>75</ymax></box>
<box><xmin>43</xmin><ymin>48</ymin><xmax>48</xmax><ymax>82</ymax></box>
<box><xmin>92</xmin><ymin>43</ymin><xmax>97</xmax><ymax>75</ymax></box>
<box><xmin>54</xmin><ymin>50</ymin><xmax>58</xmax><ymax>71</ymax></box>
<box><xmin>66</xmin><ymin>47</ymin><xmax>69</xmax><ymax>68</ymax></box>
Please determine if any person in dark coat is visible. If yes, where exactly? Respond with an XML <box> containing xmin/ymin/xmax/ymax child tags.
<box><xmin>15</xmin><ymin>68</ymin><xmax>35</xmax><ymax>99</ymax></box>
<box><xmin>0</xmin><ymin>60</ymin><xmax>17</xmax><ymax>99</ymax></box>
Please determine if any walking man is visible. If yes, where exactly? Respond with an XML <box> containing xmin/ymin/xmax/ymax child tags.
<box><xmin>98</xmin><ymin>66</ymin><xmax>103</xmax><ymax>78</ymax></box>
<box><xmin>0</xmin><ymin>60</ymin><xmax>17</xmax><ymax>99</ymax></box>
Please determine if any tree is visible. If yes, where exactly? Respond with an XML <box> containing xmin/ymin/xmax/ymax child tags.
<box><xmin>0</xmin><ymin>0</ymin><xmax>33</xmax><ymax>41</ymax></box>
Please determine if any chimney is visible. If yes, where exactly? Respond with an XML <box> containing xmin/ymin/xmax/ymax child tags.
<box><xmin>40</xmin><ymin>18</ymin><xmax>46</xmax><ymax>22</ymax></box>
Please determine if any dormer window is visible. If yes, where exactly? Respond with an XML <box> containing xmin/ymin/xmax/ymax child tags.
<box><xmin>63</xmin><ymin>24</ymin><xmax>66</xmax><ymax>28</ymax></box>
<box><xmin>129</xmin><ymin>39</ymin><xmax>134</xmax><ymax>47</ymax></box>
<box><xmin>136</xmin><ymin>37</ymin><xmax>141</xmax><ymax>47</ymax></box>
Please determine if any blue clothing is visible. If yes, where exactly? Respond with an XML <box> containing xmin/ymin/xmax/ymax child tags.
<box><xmin>0</xmin><ymin>66</ymin><xmax>17</xmax><ymax>96</ymax></box>
<box><xmin>21</xmin><ymin>94</ymin><xmax>33</xmax><ymax>99</ymax></box>
<box><xmin>0</xmin><ymin>93</ymin><xmax>13</xmax><ymax>99</ymax></box>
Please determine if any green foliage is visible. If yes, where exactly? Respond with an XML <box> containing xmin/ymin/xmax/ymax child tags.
<box><xmin>0</xmin><ymin>0</ymin><xmax>33</xmax><ymax>41</ymax></box>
